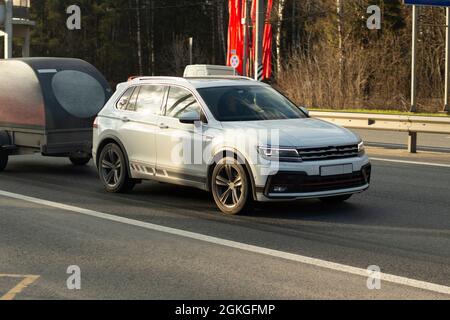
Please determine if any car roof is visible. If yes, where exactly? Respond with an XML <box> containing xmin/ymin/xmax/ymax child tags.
<box><xmin>124</xmin><ymin>76</ymin><xmax>268</xmax><ymax>90</ymax></box>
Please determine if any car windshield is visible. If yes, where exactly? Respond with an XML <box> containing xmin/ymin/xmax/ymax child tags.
<box><xmin>197</xmin><ymin>85</ymin><xmax>307</xmax><ymax>122</ymax></box>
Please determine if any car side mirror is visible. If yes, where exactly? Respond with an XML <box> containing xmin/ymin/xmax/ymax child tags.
<box><xmin>300</xmin><ymin>106</ymin><xmax>310</xmax><ymax>117</ymax></box>
<box><xmin>179</xmin><ymin>110</ymin><xmax>202</xmax><ymax>124</ymax></box>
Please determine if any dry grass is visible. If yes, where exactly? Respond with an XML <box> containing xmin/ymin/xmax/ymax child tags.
<box><xmin>276</xmin><ymin>5</ymin><xmax>448</xmax><ymax>114</ymax></box>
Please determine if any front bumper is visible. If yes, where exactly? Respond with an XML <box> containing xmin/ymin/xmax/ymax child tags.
<box><xmin>254</xmin><ymin>160</ymin><xmax>371</xmax><ymax>202</ymax></box>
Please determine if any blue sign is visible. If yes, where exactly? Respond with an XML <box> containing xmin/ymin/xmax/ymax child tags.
<box><xmin>405</xmin><ymin>0</ymin><xmax>450</xmax><ymax>6</ymax></box>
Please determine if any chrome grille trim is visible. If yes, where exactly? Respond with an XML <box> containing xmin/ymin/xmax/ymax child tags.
<box><xmin>297</xmin><ymin>145</ymin><xmax>359</xmax><ymax>161</ymax></box>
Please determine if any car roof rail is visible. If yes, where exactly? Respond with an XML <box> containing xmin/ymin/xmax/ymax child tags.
<box><xmin>184</xmin><ymin>75</ymin><xmax>256</xmax><ymax>81</ymax></box>
<box><xmin>128</xmin><ymin>76</ymin><xmax>190</xmax><ymax>83</ymax></box>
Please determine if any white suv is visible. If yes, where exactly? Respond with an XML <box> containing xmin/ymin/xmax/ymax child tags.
<box><xmin>93</xmin><ymin>76</ymin><xmax>371</xmax><ymax>215</ymax></box>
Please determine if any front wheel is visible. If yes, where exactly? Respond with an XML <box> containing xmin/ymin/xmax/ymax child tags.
<box><xmin>211</xmin><ymin>157</ymin><xmax>251</xmax><ymax>215</ymax></box>
<box><xmin>0</xmin><ymin>151</ymin><xmax>8</xmax><ymax>172</ymax></box>
<box><xmin>70</xmin><ymin>156</ymin><xmax>91</xmax><ymax>166</ymax></box>
<box><xmin>319</xmin><ymin>194</ymin><xmax>353</xmax><ymax>204</ymax></box>
<box><xmin>98</xmin><ymin>143</ymin><xmax>135</xmax><ymax>193</ymax></box>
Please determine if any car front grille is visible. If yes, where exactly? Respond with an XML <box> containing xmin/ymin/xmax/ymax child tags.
<box><xmin>297</xmin><ymin>144</ymin><xmax>359</xmax><ymax>162</ymax></box>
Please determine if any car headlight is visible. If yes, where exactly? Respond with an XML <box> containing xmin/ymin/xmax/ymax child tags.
<box><xmin>258</xmin><ymin>146</ymin><xmax>302</xmax><ymax>162</ymax></box>
<box><xmin>358</xmin><ymin>141</ymin><xmax>365</xmax><ymax>156</ymax></box>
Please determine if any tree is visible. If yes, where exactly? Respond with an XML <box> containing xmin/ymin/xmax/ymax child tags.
<box><xmin>275</xmin><ymin>0</ymin><xmax>286</xmax><ymax>76</ymax></box>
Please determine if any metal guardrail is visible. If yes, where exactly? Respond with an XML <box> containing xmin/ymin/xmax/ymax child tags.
<box><xmin>310</xmin><ymin>111</ymin><xmax>450</xmax><ymax>153</ymax></box>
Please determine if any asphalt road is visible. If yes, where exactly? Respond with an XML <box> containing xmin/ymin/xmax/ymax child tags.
<box><xmin>0</xmin><ymin>149</ymin><xmax>449</xmax><ymax>299</ymax></box>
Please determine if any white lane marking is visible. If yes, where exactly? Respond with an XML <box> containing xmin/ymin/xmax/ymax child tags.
<box><xmin>371</xmin><ymin>157</ymin><xmax>450</xmax><ymax>168</ymax></box>
<box><xmin>1</xmin><ymin>189</ymin><xmax>449</xmax><ymax>296</ymax></box>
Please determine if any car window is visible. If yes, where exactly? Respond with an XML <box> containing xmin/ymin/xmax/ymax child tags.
<box><xmin>116</xmin><ymin>87</ymin><xmax>135</xmax><ymax>111</ymax></box>
<box><xmin>197</xmin><ymin>86</ymin><xmax>307</xmax><ymax>122</ymax></box>
<box><xmin>126</xmin><ymin>86</ymin><xmax>140</xmax><ymax>112</ymax></box>
<box><xmin>135</xmin><ymin>85</ymin><xmax>166</xmax><ymax>115</ymax></box>
<box><xmin>166</xmin><ymin>86</ymin><xmax>203</xmax><ymax>119</ymax></box>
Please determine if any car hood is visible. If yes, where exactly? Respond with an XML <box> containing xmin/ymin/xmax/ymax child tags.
<box><xmin>220</xmin><ymin>118</ymin><xmax>360</xmax><ymax>148</ymax></box>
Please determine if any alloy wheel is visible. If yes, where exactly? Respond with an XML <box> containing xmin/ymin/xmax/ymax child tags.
<box><xmin>101</xmin><ymin>147</ymin><xmax>122</xmax><ymax>187</ymax></box>
<box><xmin>213</xmin><ymin>164</ymin><xmax>245</xmax><ymax>209</ymax></box>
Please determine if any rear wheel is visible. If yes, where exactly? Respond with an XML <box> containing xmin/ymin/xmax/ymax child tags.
<box><xmin>211</xmin><ymin>157</ymin><xmax>251</xmax><ymax>215</ymax></box>
<box><xmin>70</xmin><ymin>157</ymin><xmax>91</xmax><ymax>166</ymax></box>
<box><xmin>98</xmin><ymin>143</ymin><xmax>135</xmax><ymax>193</ymax></box>
<box><xmin>0</xmin><ymin>151</ymin><xmax>8</xmax><ymax>172</ymax></box>
<box><xmin>319</xmin><ymin>194</ymin><xmax>353</xmax><ymax>204</ymax></box>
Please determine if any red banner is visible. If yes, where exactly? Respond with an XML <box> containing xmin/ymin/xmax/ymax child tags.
<box><xmin>228</xmin><ymin>0</ymin><xmax>273</xmax><ymax>79</ymax></box>
<box><xmin>262</xmin><ymin>0</ymin><xmax>273</xmax><ymax>80</ymax></box>
<box><xmin>227</xmin><ymin>0</ymin><xmax>244</xmax><ymax>75</ymax></box>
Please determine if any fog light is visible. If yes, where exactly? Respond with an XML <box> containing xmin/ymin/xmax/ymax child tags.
<box><xmin>362</xmin><ymin>164</ymin><xmax>372</xmax><ymax>183</ymax></box>
<box><xmin>273</xmin><ymin>186</ymin><xmax>288</xmax><ymax>193</ymax></box>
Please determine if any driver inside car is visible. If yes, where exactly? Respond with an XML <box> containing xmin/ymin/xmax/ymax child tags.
<box><xmin>218</xmin><ymin>91</ymin><xmax>257</xmax><ymax>120</ymax></box>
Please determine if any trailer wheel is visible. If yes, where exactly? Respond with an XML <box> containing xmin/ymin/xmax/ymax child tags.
<box><xmin>69</xmin><ymin>157</ymin><xmax>91</xmax><ymax>166</ymax></box>
<box><xmin>0</xmin><ymin>151</ymin><xmax>8</xmax><ymax>172</ymax></box>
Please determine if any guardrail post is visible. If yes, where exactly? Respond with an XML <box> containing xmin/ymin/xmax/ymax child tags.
<box><xmin>408</xmin><ymin>132</ymin><xmax>417</xmax><ymax>153</ymax></box>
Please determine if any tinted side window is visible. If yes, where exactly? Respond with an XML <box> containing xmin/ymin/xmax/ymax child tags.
<box><xmin>116</xmin><ymin>87</ymin><xmax>135</xmax><ymax>111</ymax></box>
<box><xmin>166</xmin><ymin>87</ymin><xmax>202</xmax><ymax>119</ymax></box>
<box><xmin>135</xmin><ymin>85</ymin><xmax>166</xmax><ymax>115</ymax></box>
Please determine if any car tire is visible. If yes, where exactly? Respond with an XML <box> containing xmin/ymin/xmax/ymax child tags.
<box><xmin>98</xmin><ymin>143</ymin><xmax>135</xmax><ymax>193</ymax></box>
<box><xmin>0</xmin><ymin>151</ymin><xmax>8</xmax><ymax>172</ymax></box>
<box><xmin>319</xmin><ymin>194</ymin><xmax>353</xmax><ymax>204</ymax></box>
<box><xmin>70</xmin><ymin>157</ymin><xmax>91</xmax><ymax>166</ymax></box>
<box><xmin>211</xmin><ymin>157</ymin><xmax>252</xmax><ymax>215</ymax></box>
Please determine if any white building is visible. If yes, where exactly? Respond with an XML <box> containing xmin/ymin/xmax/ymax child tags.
<box><xmin>0</xmin><ymin>0</ymin><xmax>35</xmax><ymax>58</ymax></box>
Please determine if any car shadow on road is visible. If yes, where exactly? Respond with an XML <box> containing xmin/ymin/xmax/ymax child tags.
<box><xmin>248</xmin><ymin>200</ymin><xmax>363</xmax><ymax>220</ymax></box>
<box><xmin>2</xmin><ymin>156</ymin><xmax>366</xmax><ymax>223</ymax></box>
<box><xmin>133</xmin><ymin>182</ymin><xmax>365</xmax><ymax>223</ymax></box>
<box><xmin>3</xmin><ymin>157</ymin><xmax>96</xmax><ymax>176</ymax></box>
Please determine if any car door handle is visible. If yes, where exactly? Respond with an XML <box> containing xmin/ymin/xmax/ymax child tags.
<box><xmin>159</xmin><ymin>123</ymin><xmax>169</xmax><ymax>129</ymax></box>
<box><xmin>121</xmin><ymin>116</ymin><xmax>130</xmax><ymax>123</ymax></box>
